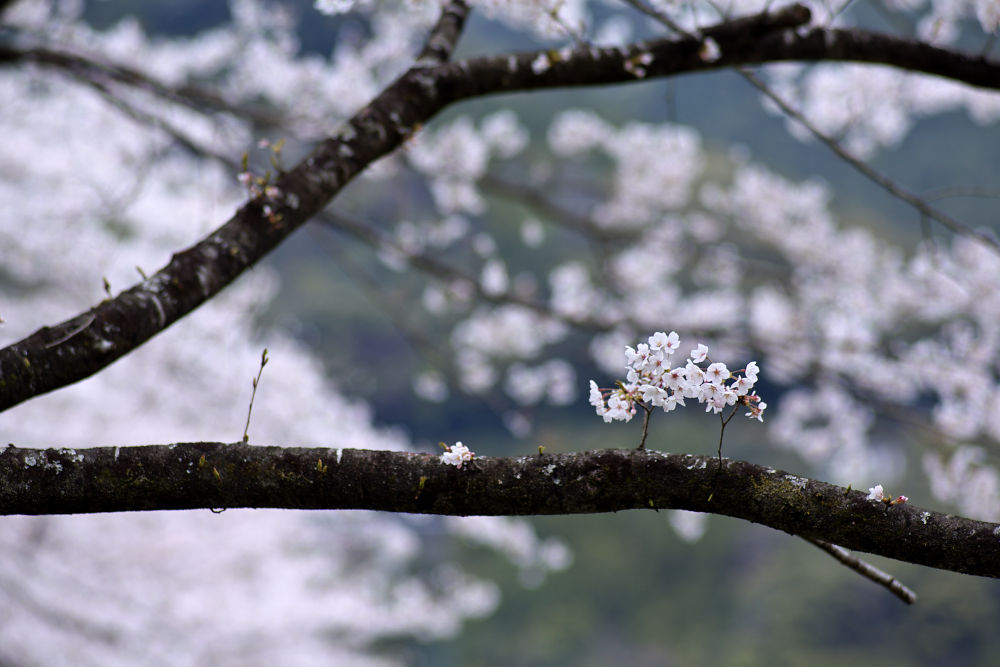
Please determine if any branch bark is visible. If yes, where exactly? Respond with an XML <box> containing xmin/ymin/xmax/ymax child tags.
<box><xmin>2</xmin><ymin>443</ymin><xmax>998</xmax><ymax>579</ymax></box>
<box><xmin>4</xmin><ymin>3</ymin><xmax>1000</xmax><ymax>412</ymax></box>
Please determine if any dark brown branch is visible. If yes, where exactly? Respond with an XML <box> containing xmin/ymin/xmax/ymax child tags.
<box><xmin>2</xmin><ymin>443</ymin><xmax>999</xmax><ymax>579</ymax></box>
<box><xmin>6</xmin><ymin>3</ymin><xmax>1000</xmax><ymax>412</ymax></box>
<box><xmin>442</xmin><ymin>27</ymin><xmax>999</xmax><ymax>99</ymax></box>
<box><xmin>416</xmin><ymin>0</ymin><xmax>470</xmax><ymax>64</ymax></box>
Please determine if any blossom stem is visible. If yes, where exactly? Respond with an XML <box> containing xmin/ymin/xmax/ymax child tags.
<box><xmin>717</xmin><ymin>413</ymin><xmax>727</xmax><ymax>469</ymax></box>
<box><xmin>717</xmin><ymin>405</ymin><xmax>740</xmax><ymax>469</ymax></box>
<box><xmin>638</xmin><ymin>402</ymin><xmax>652</xmax><ymax>450</ymax></box>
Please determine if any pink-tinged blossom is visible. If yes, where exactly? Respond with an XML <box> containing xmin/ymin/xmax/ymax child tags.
<box><xmin>732</xmin><ymin>374</ymin><xmax>754</xmax><ymax>396</ymax></box>
<box><xmin>866</xmin><ymin>484</ymin><xmax>908</xmax><ymax>505</ymax></box>
<box><xmin>745</xmin><ymin>399</ymin><xmax>767</xmax><ymax>422</ymax></box>
<box><xmin>640</xmin><ymin>384</ymin><xmax>667</xmax><ymax>406</ymax></box>
<box><xmin>588</xmin><ymin>380</ymin><xmax>604</xmax><ymax>408</ymax></box>
<box><xmin>663</xmin><ymin>366</ymin><xmax>687</xmax><ymax>391</ymax></box>
<box><xmin>723</xmin><ymin>388</ymin><xmax>738</xmax><ymax>406</ymax></box>
<box><xmin>624</xmin><ymin>344</ymin><xmax>643</xmax><ymax>369</ymax></box>
<box><xmin>605</xmin><ymin>393</ymin><xmax>634</xmax><ymax>422</ymax></box>
<box><xmin>685</xmin><ymin>361</ymin><xmax>706</xmax><ymax>387</ymax></box>
<box><xmin>663</xmin><ymin>393</ymin><xmax>685</xmax><ymax>412</ymax></box>
<box><xmin>706</xmin><ymin>362</ymin><xmax>730</xmax><ymax>385</ymax></box>
<box><xmin>867</xmin><ymin>484</ymin><xmax>885</xmax><ymax>501</ymax></box>
<box><xmin>441</xmin><ymin>442</ymin><xmax>475</xmax><ymax>468</ymax></box>
<box><xmin>691</xmin><ymin>344</ymin><xmax>709</xmax><ymax>363</ymax></box>
<box><xmin>589</xmin><ymin>332</ymin><xmax>765</xmax><ymax>424</ymax></box>
<box><xmin>698</xmin><ymin>37</ymin><xmax>721</xmax><ymax>63</ymax></box>
<box><xmin>649</xmin><ymin>331</ymin><xmax>680</xmax><ymax>354</ymax></box>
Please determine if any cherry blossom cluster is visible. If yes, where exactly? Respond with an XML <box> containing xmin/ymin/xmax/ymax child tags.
<box><xmin>441</xmin><ymin>441</ymin><xmax>475</xmax><ymax>468</ymax></box>
<box><xmin>588</xmin><ymin>331</ymin><xmax>765</xmax><ymax>423</ymax></box>
<box><xmin>866</xmin><ymin>484</ymin><xmax>909</xmax><ymax>506</ymax></box>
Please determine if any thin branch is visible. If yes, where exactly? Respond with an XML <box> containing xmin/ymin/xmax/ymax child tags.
<box><xmin>637</xmin><ymin>403</ymin><xmax>652</xmax><ymax>449</ymax></box>
<box><xmin>805</xmin><ymin>536</ymin><xmax>918</xmax><ymax>604</ymax></box>
<box><xmin>739</xmin><ymin>68</ymin><xmax>1000</xmax><ymax>251</ymax></box>
<box><xmin>479</xmin><ymin>172</ymin><xmax>640</xmax><ymax>245</ymax></box>
<box><xmin>0</xmin><ymin>42</ymin><xmax>280</xmax><ymax>126</ymax></box>
<box><xmin>241</xmin><ymin>348</ymin><xmax>269</xmax><ymax>444</ymax></box>
<box><xmin>2</xmin><ymin>443</ymin><xmax>999</xmax><ymax>579</ymax></box>
<box><xmin>922</xmin><ymin>185</ymin><xmax>1000</xmax><ymax>203</ymax></box>
<box><xmin>309</xmin><ymin>224</ymin><xmax>533</xmax><ymax>424</ymax></box>
<box><xmin>82</xmin><ymin>76</ymin><xmax>240</xmax><ymax>170</ymax></box>
<box><xmin>621</xmin><ymin>0</ymin><xmax>695</xmax><ymax>38</ymax></box>
<box><xmin>318</xmin><ymin>210</ymin><xmax>614</xmax><ymax>331</ymax></box>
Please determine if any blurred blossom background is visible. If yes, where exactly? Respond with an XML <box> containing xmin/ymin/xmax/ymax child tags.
<box><xmin>2</xmin><ymin>0</ymin><xmax>1000</xmax><ymax>664</ymax></box>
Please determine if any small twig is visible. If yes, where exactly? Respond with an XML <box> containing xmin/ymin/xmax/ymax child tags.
<box><xmin>716</xmin><ymin>414</ymin><xmax>727</xmax><ymax>469</ymax></box>
<box><xmin>637</xmin><ymin>402</ymin><xmax>653</xmax><ymax>449</ymax></box>
<box><xmin>715</xmin><ymin>403</ymin><xmax>741</xmax><ymax>469</ymax></box>
<box><xmin>0</xmin><ymin>41</ymin><xmax>279</xmax><ymax>125</ymax></box>
<box><xmin>479</xmin><ymin>172</ymin><xmax>638</xmax><ymax>245</ymax></box>
<box><xmin>922</xmin><ymin>185</ymin><xmax>1000</xmax><ymax>202</ymax></box>
<box><xmin>242</xmin><ymin>348</ymin><xmax>269</xmax><ymax>444</ymax></box>
<box><xmin>318</xmin><ymin>210</ymin><xmax>613</xmax><ymax>331</ymax></box>
<box><xmin>805</xmin><ymin>536</ymin><xmax>918</xmax><ymax>605</ymax></box>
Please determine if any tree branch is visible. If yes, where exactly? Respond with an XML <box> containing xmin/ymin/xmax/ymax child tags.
<box><xmin>804</xmin><ymin>536</ymin><xmax>918</xmax><ymax>604</ymax></box>
<box><xmin>2</xmin><ymin>443</ymin><xmax>998</xmax><ymax>578</ymax></box>
<box><xmin>739</xmin><ymin>68</ymin><xmax>999</xmax><ymax>250</ymax></box>
<box><xmin>6</xmin><ymin>3</ymin><xmax>1000</xmax><ymax>412</ymax></box>
<box><xmin>415</xmin><ymin>0</ymin><xmax>470</xmax><ymax>64</ymax></box>
<box><xmin>0</xmin><ymin>42</ymin><xmax>280</xmax><ymax>126</ymax></box>
<box><xmin>318</xmin><ymin>210</ymin><xmax>613</xmax><ymax>330</ymax></box>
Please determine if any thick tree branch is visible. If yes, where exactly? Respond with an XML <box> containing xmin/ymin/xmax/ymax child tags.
<box><xmin>2</xmin><ymin>443</ymin><xmax>998</xmax><ymax>579</ymax></box>
<box><xmin>415</xmin><ymin>0</ymin><xmax>470</xmax><ymax>64</ymax></box>
<box><xmin>5</xmin><ymin>3</ymin><xmax>1000</xmax><ymax>412</ymax></box>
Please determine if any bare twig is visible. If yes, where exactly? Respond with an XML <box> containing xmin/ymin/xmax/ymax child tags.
<box><xmin>638</xmin><ymin>403</ymin><xmax>652</xmax><ymax>449</ymax></box>
<box><xmin>242</xmin><ymin>348</ymin><xmax>269</xmax><ymax>444</ymax></box>
<box><xmin>82</xmin><ymin>76</ymin><xmax>240</xmax><ymax>170</ymax></box>
<box><xmin>805</xmin><ymin>536</ymin><xmax>918</xmax><ymax>605</ymax></box>
<box><xmin>480</xmin><ymin>173</ymin><xmax>639</xmax><ymax>245</ymax></box>
<box><xmin>0</xmin><ymin>42</ymin><xmax>279</xmax><ymax>126</ymax></box>
<box><xmin>318</xmin><ymin>211</ymin><xmax>615</xmax><ymax>331</ymax></box>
